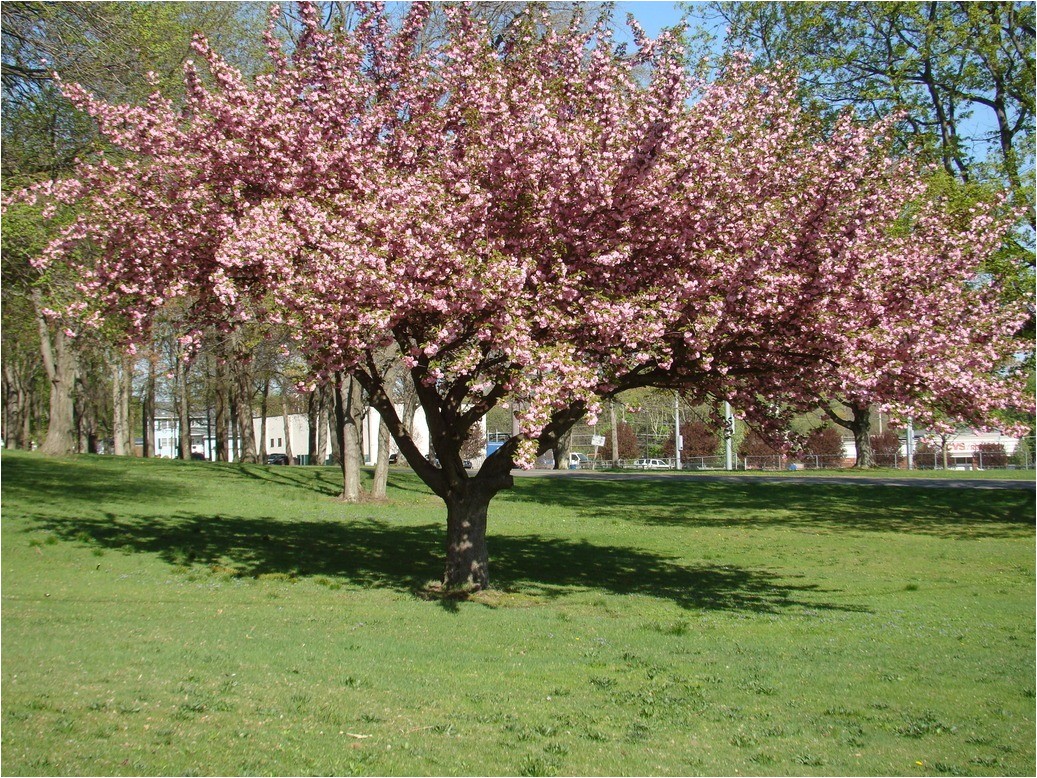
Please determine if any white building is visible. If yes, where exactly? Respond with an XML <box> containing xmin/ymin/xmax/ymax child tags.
<box><xmin>843</xmin><ymin>428</ymin><xmax>1023</xmax><ymax>469</ymax></box>
<box><xmin>253</xmin><ymin>406</ymin><xmax>432</xmax><ymax>465</ymax></box>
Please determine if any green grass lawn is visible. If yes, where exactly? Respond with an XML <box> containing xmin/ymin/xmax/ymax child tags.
<box><xmin>2</xmin><ymin>451</ymin><xmax>1033</xmax><ymax>776</ymax></box>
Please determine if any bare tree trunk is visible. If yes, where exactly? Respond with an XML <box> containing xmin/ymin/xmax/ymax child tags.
<box><xmin>258</xmin><ymin>377</ymin><xmax>270</xmax><ymax>462</ymax></box>
<box><xmin>316</xmin><ymin>387</ymin><xmax>329</xmax><ymax>466</ymax></box>
<box><xmin>214</xmin><ymin>356</ymin><xmax>229</xmax><ymax>461</ymax></box>
<box><xmin>232</xmin><ymin>356</ymin><xmax>257</xmax><ymax>463</ymax></box>
<box><xmin>282</xmin><ymin>388</ymin><xmax>294</xmax><ymax>465</ymax></box>
<box><xmin>333</xmin><ymin>372</ymin><xmax>365</xmax><ymax>502</ymax></box>
<box><xmin>73</xmin><ymin>369</ymin><xmax>99</xmax><ymax>454</ymax></box>
<box><xmin>112</xmin><ymin>352</ymin><xmax>134</xmax><ymax>456</ymax></box>
<box><xmin>308</xmin><ymin>388</ymin><xmax>320</xmax><ymax>464</ymax></box>
<box><xmin>37</xmin><ymin>311</ymin><xmax>78</xmax><ymax>457</ymax></box>
<box><xmin>142</xmin><ymin>355</ymin><xmax>156</xmax><ymax>457</ymax></box>
<box><xmin>2</xmin><ymin>362</ymin><xmax>33</xmax><ymax>450</ymax></box>
<box><xmin>371</xmin><ymin>415</ymin><xmax>391</xmax><ymax>499</ymax></box>
<box><xmin>176</xmin><ymin>355</ymin><xmax>191</xmax><ymax>459</ymax></box>
<box><xmin>825</xmin><ymin>402</ymin><xmax>873</xmax><ymax>468</ymax></box>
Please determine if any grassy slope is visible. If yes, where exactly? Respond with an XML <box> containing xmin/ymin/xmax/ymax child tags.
<box><xmin>1</xmin><ymin>451</ymin><xmax>1033</xmax><ymax>776</ymax></box>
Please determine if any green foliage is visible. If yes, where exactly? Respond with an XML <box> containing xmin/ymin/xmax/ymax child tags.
<box><xmin>4</xmin><ymin>451</ymin><xmax>1031</xmax><ymax>775</ymax></box>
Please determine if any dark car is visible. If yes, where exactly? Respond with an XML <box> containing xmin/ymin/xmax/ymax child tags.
<box><xmin>266</xmin><ymin>453</ymin><xmax>292</xmax><ymax>465</ymax></box>
<box><xmin>389</xmin><ymin>452</ymin><xmax>399</xmax><ymax>465</ymax></box>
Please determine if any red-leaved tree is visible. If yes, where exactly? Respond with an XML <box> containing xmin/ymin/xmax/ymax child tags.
<box><xmin>8</xmin><ymin>2</ymin><xmax>1030</xmax><ymax>591</ymax></box>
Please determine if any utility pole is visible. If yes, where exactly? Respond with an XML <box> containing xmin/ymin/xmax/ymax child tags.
<box><xmin>674</xmin><ymin>392</ymin><xmax>681</xmax><ymax>471</ymax></box>
<box><xmin>724</xmin><ymin>401</ymin><xmax>734</xmax><ymax>471</ymax></box>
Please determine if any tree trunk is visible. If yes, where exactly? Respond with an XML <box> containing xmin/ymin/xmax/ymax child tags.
<box><xmin>333</xmin><ymin>372</ymin><xmax>365</xmax><ymax>502</ymax></box>
<box><xmin>824</xmin><ymin>401</ymin><xmax>873</xmax><ymax>469</ymax></box>
<box><xmin>142</xmin><ymin>356</ymin><xmax>156</xmax><ymax>457</ymax></box>
<box><xmin>258</xmin><ymin>377</ymin><xmax>270</xmax><ymax>462</ymax></box>
<box><xmin>443</xmin><ymin>483</ymin><xmax>492</xmax><ymax>592</ymax></box>
<box><xmin>112</xmin><ymin>352</ymin><xmax>134</xmax><ymax>456</ymax></box>
<box><xmin>213</xmin><ymin>356</ymin><xmax>230</xmax><ymax>461</ymax></box>
<box><xmin>232</xmin><ymin>358</ymin><xmax>258</xmax><ymax>463</ymax></box>
<box><xmin>307</xmin><ymin>389</ymin><xmax>320</xmax><ymax>464</ymax></box>
<box><xmin>74</xmin><ymin>368</ymin><xmax>99</xmax><ymax>454</ymax></box>
<box><xmin>552</xmin><ymin>427</ymin><xmax>573</xmax><ymax>470</ymax></box>
<box><xmin>176</xmin><ymin>355</ymin><xmax>191</xmax><ymax>459</ymax></box>
<box><xmin>37</xmin><ymin>317</ymin><xmax>78</xmax><ymax>457</ymax></box>
<box><xmin>2</xmin><ymin>361</ymin><xmax>32</xmax><ymax>450</ymax></box>
<box><xmin>282</xmin><ymin>389</ymin><xmax>294</xmax><ymax>465</ymax></box>
<box><xmin>371</xmin><ymin>415</ymin><xmax>391</xmax><ymax>499</ymax></box>
<box><xmin>849</xmin><ymin>407</ymin><xmax>873</xmax><ymax>469</ymax></box>
<box><xmin>328</xmin><ymin>383</ymin><xmax>343</xmax><ymax>466</ymax></box>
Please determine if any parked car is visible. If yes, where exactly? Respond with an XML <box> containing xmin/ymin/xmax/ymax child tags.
<box><xmin>388</xmin><ymin>452</ymin><xmax>399</xmax><ymax>465</ymax></box>
<box><xmin>633</xmin><ymin>458</ymin><xmax>669</xmax><ymax>470</ymax></box>
<box><xmin>265</xmin><ymin>453</ymin><xmax>292</xmax><ymax>465</ymax></box>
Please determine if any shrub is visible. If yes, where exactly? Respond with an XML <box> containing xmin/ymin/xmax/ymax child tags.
<box><xmin>739</xmin><ymin>429</ymin><xmax>780</xmax><ymax>458</ymax></box>
<box><xmin>661</xmin><ymin>420</ymin><xmax>719</xmax><ymax>458</ymax></box>
<box><xmin>602</xmin><ymin>421</ymin><xmax>641</xmax><ymax>460</ymax></box>
<box><xmin>871</xmin><ymin>430</ymin><xmax>902</xmax><ymax>467</ymax></box>
<box><xmin>801</xmin><ymin>425</ymin><xmax>846</xmax><ymax>466</ymax></box>
<box><xmin>974</xmin><ymin>442</ymin><xmax>1008</xmax><ymax>468</ymax></box>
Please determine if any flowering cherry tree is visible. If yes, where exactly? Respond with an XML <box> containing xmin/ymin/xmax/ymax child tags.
<box><xmin>9</xmin><ymin>2</ymin><xmax>1029</xmax><ymax>591</ymax></box>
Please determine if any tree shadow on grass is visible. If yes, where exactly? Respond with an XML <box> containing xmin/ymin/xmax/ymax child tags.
<box><xmin>1</xmin><ymin>452</ymin><xmax>186</xmax><ymax>505</ymax></box>
<box><xmin>27</xmin><ymin>511</ymin><xmax>863</xmax><ymax>614</ymax></box>
<box><xmin>502</xmin><ymin>478</ymin><xmax>1035</xmax><ymax>540</ymax></box>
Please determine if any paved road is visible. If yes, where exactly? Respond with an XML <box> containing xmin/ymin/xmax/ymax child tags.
<box><xmin>512</xmin><ymin>469</ymin><xmax>1036</xmax><ymax>491</ymax></box>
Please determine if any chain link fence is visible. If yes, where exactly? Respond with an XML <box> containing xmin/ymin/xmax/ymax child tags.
<box><xmin>531</xmin><ymin>449</ymin><xmax>1034</xmax><ymax>472</ymax></box>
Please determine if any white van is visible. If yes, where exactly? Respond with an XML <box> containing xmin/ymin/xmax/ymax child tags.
<box><xmin>569</xmin><ymin>452</ymin><xmax>589</xmax><ymax>468</ymax></box>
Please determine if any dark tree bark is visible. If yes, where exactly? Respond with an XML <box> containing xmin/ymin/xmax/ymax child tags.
<box><xmin>442</xmin><ymin>480</ymin><xmax>494</xmax><ymax>590</ymax></box>
<box><xmin>307</xmin><ymin>387</ymin><xmax>320</xmax><ymax>464</ymax></box>
<box><xmin>142</xmin><ymin>355</ymin><xmax>156</xmax><ymax>457</ymax></box>
<box><xmin>824</xmin><ymin>401</ymin><xmax>873</xmax><ymax>468</ymax></box>
<box><xmin>175</xmin><ymin>354</ymin><xmax>191</xmax><ymax>459</ymax></box>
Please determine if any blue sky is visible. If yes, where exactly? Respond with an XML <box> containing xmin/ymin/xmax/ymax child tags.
<box><xmin>617</xmin><ymin>1</ymin><xmax>687</xmax><ymax>37</ymax></box>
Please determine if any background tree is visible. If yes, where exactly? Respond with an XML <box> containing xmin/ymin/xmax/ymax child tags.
<box><xmin>1</xmin><ymin>2</ymin><xmax>266</xmax><ymax>455</ymax></box>
<box><xmin>690</xmin><ymin>2</ymin><xmax>1035</xmax><ymax>227</ymax></box>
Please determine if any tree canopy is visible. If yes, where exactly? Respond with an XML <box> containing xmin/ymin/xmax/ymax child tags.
<box><xmin>6</xmin><ymin>1</ymin><xmax>1030</xmax><ymax>589</ymax></box>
